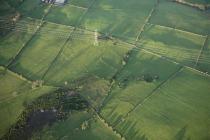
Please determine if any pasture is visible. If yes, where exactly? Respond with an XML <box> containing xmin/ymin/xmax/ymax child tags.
<box><xmin>9</xmin><ymin>22</ymin><xmax>73</xmax><ymax>80</ymax></box>
<box><xmin>43</xmin><ymin>29</ymin><xmax>130</xmax><ymax>86</ymax></box>
<box><xmin>0</xmin><ymin>0</ymin><xmax>210</xmax><ymax>139</ymax></box>
<box><xmin>100</xmin><ymin>50</ymin><xmax>180</xmax><ymax>125</ymax></box>
<box><xmin>0</xmin><ymin>67</ymin><xmax>56</xmax><ymax>138</ymax></box>
<box><xmin>0</xmin><ymin>18</ymin><xmax>40</xmax><ymax>66</ymax></box>
<box><xmin>196</xmin><ymin>36</ymin><xmax>210</xmax><ymax>73</ymax></box>
<box><xmin>138</xmin><ymin>24</ymin><xmax>206</xmax><ymax>67</ymax></box>
<box><xmin>79</xmin><ymin>0</ymin><xmax>156</xmax><ymax>43</ymax></box>
<box><xmin>31</xmin><ymin>111</ymin><xmax>121</xmax><ymax>140</ymax></box>
<box><xmin>115</xmin><ymin>68</ymin><xmax>210</xmax><ymax>140</ymax></box>
<box><xmin>45</xmin><ymin>4</ymin><xmax>86</xmax><ymax>26</ymax></box>
<box><xmin>150</xmin><ymin>1</ymin><xmax>210</xmax><ymax>35</ymax></box>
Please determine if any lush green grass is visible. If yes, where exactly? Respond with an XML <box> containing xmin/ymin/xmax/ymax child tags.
<box><xmin>0</xmin><ymin>66</ymin><xmax>56</xmax><ymax>138</ymax></box>
<box><xmin>115</xmin><ymin>68</ymin><xmax>210</xmax><ymax>140</ymax></box>
<box><xmin>150</xmin><ymin>1</ymin><xmax>210</xmax><ymax>35</ymax></box>
<box><xmin>197</xmin><ymin>37</ymin><xmax>210</xmax><ymax>73</ymax></box>
<box><xmin>10</xmin><ymin>22</ymin><xmax>73</xmax><ymax>80</ymax></box>
<box><xmin>30</xmin><ymin>111</ymin><xmax>120</xmax><ymax>140</ymax></box>
<box><xmin>44</xmin><ymin>29</ymin><xmax>130</xmax><ymax>86</ymax></box>
<box><xmin>45</xmin><ymin>4</ymin><xmax>86</xmax><ymax>26</ymax></box>
<box><xmin>79</xmin><ymin>77</ymin><xmax>110</xmax><ymax>110</ymax></box>
<box><xmin>100</xmin><ymin>50</ymin><xmax>180</xmax><ymax>125</ymax></box>
<box><xmin>1</xmin><ymin>0</ymin><xmax>210</xmax><ymax>139</ymax></box>
<box><xmin>138</xmin><ymin>24</ymin><xmax>205</xmax><ymax>67</ymax></box>
<box><xmin>0</xmin><ymin>67</ymin><xmax>31</xmax><ymax>102</ymax></box>
<box><xmin>80</xmin><ymin>0</ymin><xmax>156</xmax><ymax>43</ymax></box>
<box><xmin>0</xmin><ymin>0</ymin><xmax>15</xmax><ymax>17</ymax></box>
<box><xmin>0</xmin><ymin>18</ymin><xmax>40</xmax><ymax>66</ymax></box>
<box><xmin>69</xmin><ymin>0</ymin><xmax>95</xmax><ymax>7</ymax></box>
<box><xmin>18</xmin><ymin>0</ymin><xmax>51</xmax><ymax>19</ymax></box>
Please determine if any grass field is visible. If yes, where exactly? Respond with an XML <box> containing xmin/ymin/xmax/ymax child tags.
<box><xmin>138</xmin><ymin>24</ymin><xmax>205</xmax><ymax>67</ymax></box>
<box><xmin>31</xmin><ymin>111</ymin><xmax>121</xmax><ymax>140</ymax></box>
<box><xmin>79</xmin><ymin>0</ymin><xmax>156</xmax><ymax>43</ymax></box>
<box><xmin>79</xmin><ymin>77</ymin><xmax>110</xmax><ymax>110</ymax></box>
<box><xmin>18</xmin><ymin>0</ymin><xmax>51</xmax><ymax>19</ymax></box>
<box><xmin>150</xmin><ymin>1</ymin><xmax>210</xmax><ymax>35</ymax></box>
<box><xmin>100</xmin><ymin>50</ymin><xmax>181</xmax><ymax>125</ymax></box>
<box><xmin>9</xmin><ymin>22</ymin><xmax>73</xmax><ymax>80</ymax></box>
<box><xmin>0</xmin><ymin>18</ymin><xmax>41</xmax><ymax>66</ymax></box>
<box><xmin>196</xmin><ymin>36</ymin><xmax>210</xmax><ymax>73</ymax></box>
<box><xmin>69</xmin><ymin>0</ymin><xmax>95</xmax><ymax>7</ymax></box>
<box><xmin>43</xmin><ymin>29</ymin><xmax>130</xmax><ymax>86</ymax></box>
<box><xmin>115</xmin><ymin>68</ymin><xmax>210</xmax><ymax>140</ymax></box>
<box><xmin>0</xmin><ymin>0</ymin><xmax>210</xmax><ymax>139</ymax></box>
<box><xmin>45</xmin><ymin>4</ymin><xmax>86</xmax><ymax>26</ymax></box>
<box><xmin>0</xmin><ymin>66</ymin><xmax>56</xmax><ymax>138</ymax></box>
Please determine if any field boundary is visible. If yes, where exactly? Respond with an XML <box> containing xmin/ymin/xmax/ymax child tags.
<box><xmin>148</xmin><ymin>23</ymin><xmax>205</xmax><ymax>38</ymax></box>
<box><xmin>194</xmin><ymin>35</ymin><xmax>209</xmax><ymax>67</ymax></box>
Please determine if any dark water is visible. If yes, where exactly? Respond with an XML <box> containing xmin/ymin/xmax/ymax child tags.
<box><xmin>5</xmin><ymin>110</ymin><xmax>57</xmax><ymax>140</ymax></box>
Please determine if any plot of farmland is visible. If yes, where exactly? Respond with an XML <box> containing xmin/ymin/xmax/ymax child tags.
<box><xmin>196</xmin><ymin>36</ymin><xmax>210</xmax><ymax>73</ymax></box>
<box><xmin>0</xmin><ymin>0</ymin><xmax>210</xmax><ymax>139</ymax></box>
<box><xmin>45</xmin><ymin>4</ymin><xmax>86</xmax><ymax>26</ymax></box>
<box><xmin>79</xmin><ymin>0</ymin><xmax>156</xmax><ymax>43</ymax></box>
<box><xmin>43</xmin><ymin>29</ymin><xmax>131</xmax><ymax>86</ymax></box>
<box><xmin>9</xmin><ymin>22</ymin><xmax>73</xmax><ymax>80</ymax></box>
<box><xmin>150</xmin><ymin>1</ymin><xmax>210</xmax><ymax>35</ymax></box>
<box><xmin>100</xmin><ymin>50</ymin><xmax>181</xmax><ymax>125</ymax></box>
<box><xmin>18</xmin><ymin>0</ymin><xmax>51</xmax><ymax>19</ymax></box>
<box><xmin>115</xmin><ymin>68</ymin><xmax>210</xmax><ymax>140</ymax></box>
<box><xmin>0</xmin><ymin>66</ymin><xmax>56</xmax><ymax>138</ymax></box>
<box><xmin>138</xmin><ymin>24</ymin><xmax>206</xmax><ymax>67</ymax></box>
<box><xmin>0</xmin><ymin>18</ymin><xmax>40</xmax><ymax>66</ymax></box>
<box><xmin>31</xmin><ymin>111</ymin><xmax>121</xmax><ymax>140</ymax></box>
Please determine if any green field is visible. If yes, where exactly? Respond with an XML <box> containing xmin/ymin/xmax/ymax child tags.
<box><xmin>18</xmin><ymin>0</ymin><xmax>51</xmax><ymax>19</ymax></box>
<box><xmin>115</xmin><ymin>68</ymin><xmax>210</xmax><ymax>140</ymax></box>
<box><xmin>0</xmin><ymin>0</ymin><xmax>210</xmax><ymax>139</ymax></box>
<box><xmin>70</xmin><ymin>0</ymin><xmax>95</xmax><ymax>7</ymax></box>
<box><xmin>0</xmin><ymin>18</ymin><xmax>41</xmax><ymax>66</ymax></box>
<box><xmin>100</xmin><ymin>50</ymin><xmax>181</xmax><ymax>125</ymax></box>
<box><xmin>31</xmin><ymin>111</ymin><xmax>121</xmax><ymax>140</ymax></box>
<box><xmin>9</xmin><ymin>22</ymin><xmax>73</xmax><ymax>80</ymax></box>
<box><xmin>43</xmin><ymin>29</ymin><xmax>130</xmax><ymax>86</ymax></box>
<box><xmin>0</xmin><ymin>66</ymin><xmax>56</xmax><ymax>138</ymax></box>
<box><xmin>196</xmin><ymin>36</ymin><xmax>210</xmax><ymax>73</ymax></box>
<box><xmin>138</xmin><ymin>24</ymin><xmax>206</xmax><ymax>67</ymax></box>
<box><xmin>79</xmin><ymin>0</ymin><xmax>156</xmax><ymax>43</ymax></box>
<box><xmin>150</xmin><ymin>1</ymin><xmax>210</xmax><ymax>35</ymax></box>
<box><xmin>45</xmin><ymin>4</ymin><xmax>86</xmax><ymax>26</ymax></box>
